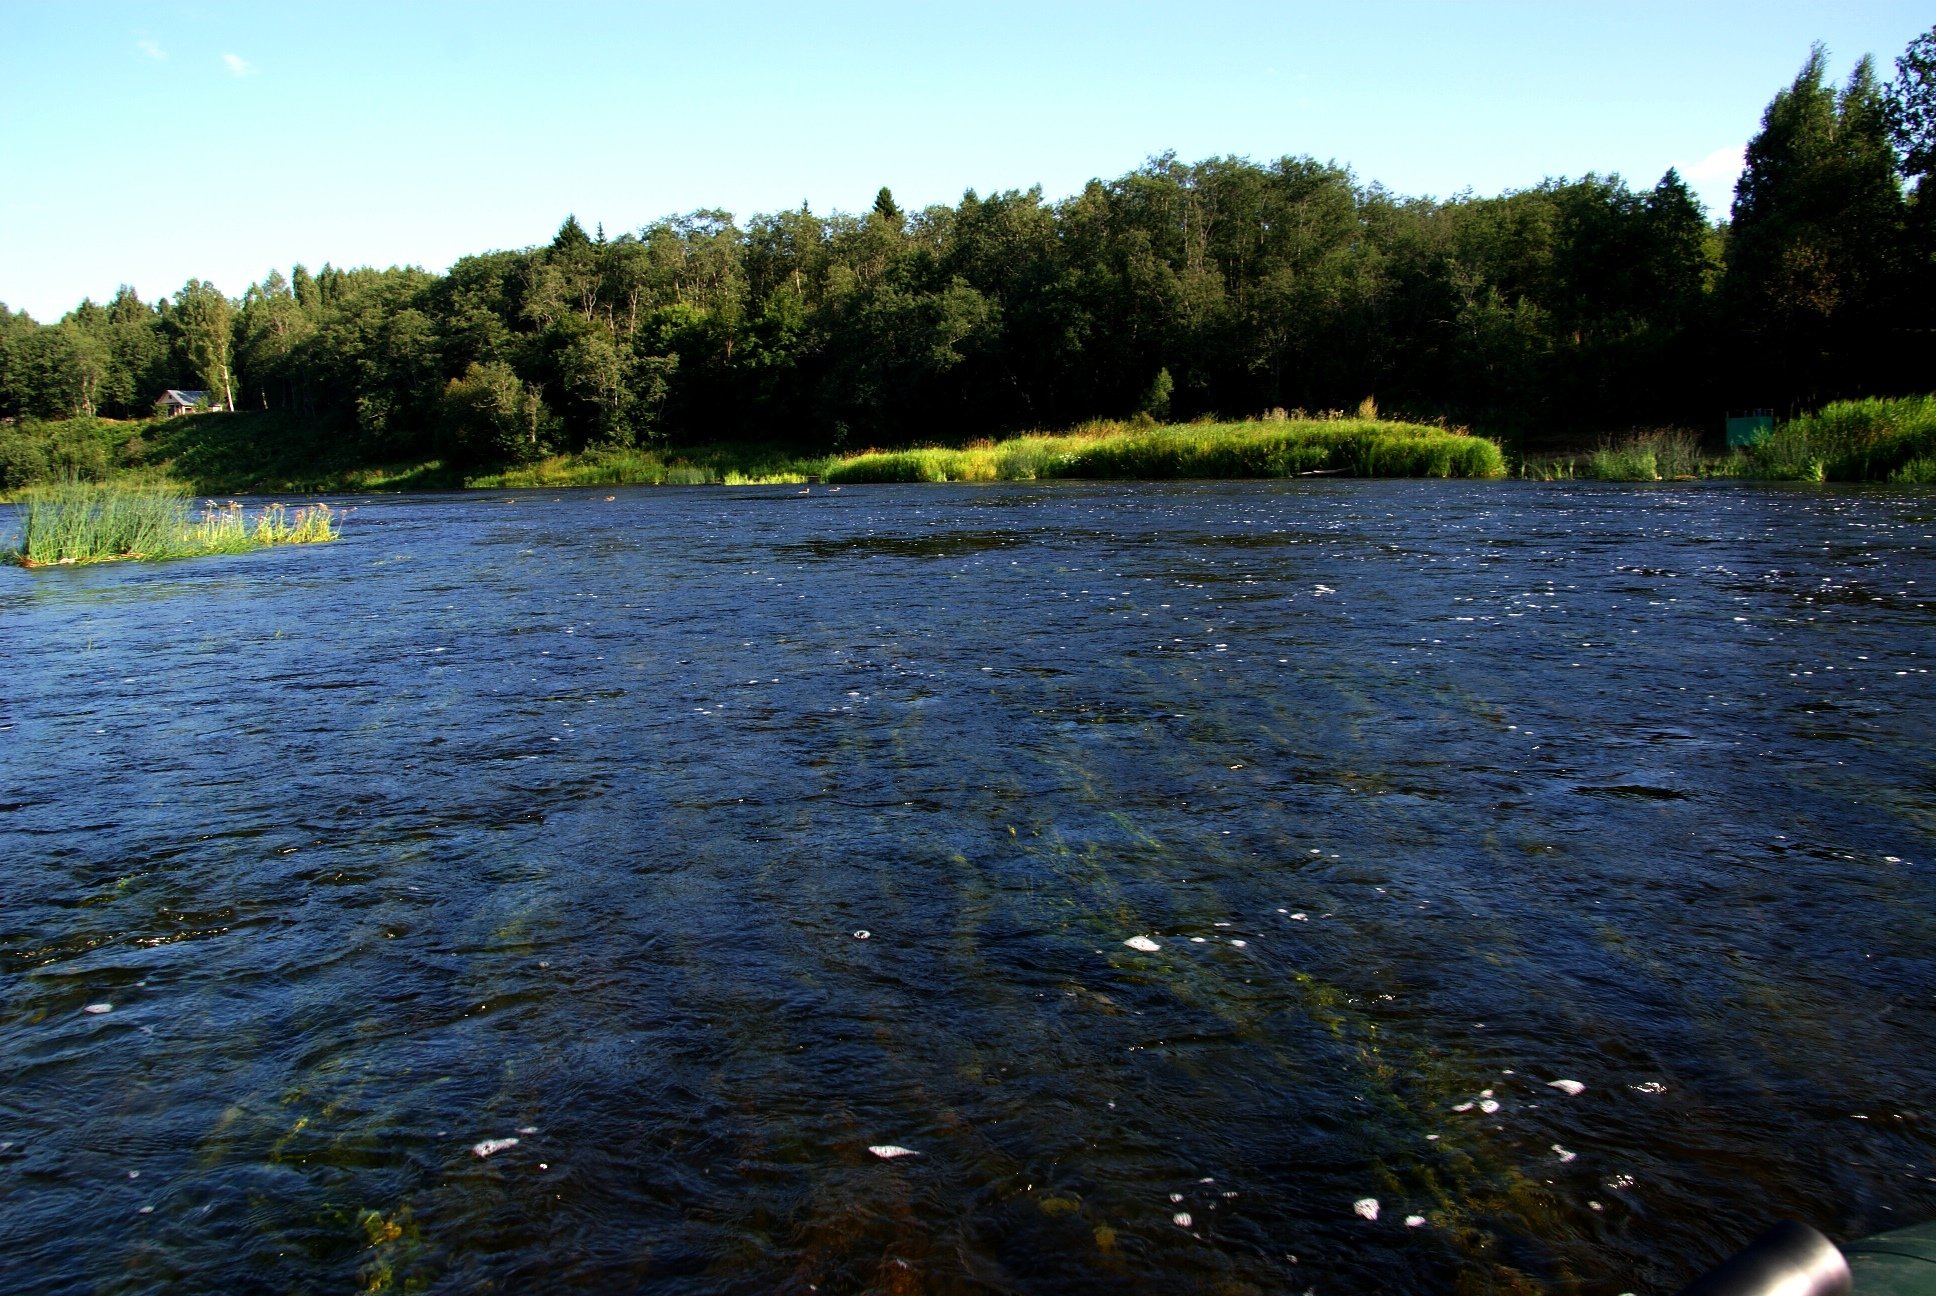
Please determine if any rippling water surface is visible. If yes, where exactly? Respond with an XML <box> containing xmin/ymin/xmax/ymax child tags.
<box><xmin>3</xmin><ymin>480</ymin><xmax>1934</xmax><ymax>1295</ymax></box>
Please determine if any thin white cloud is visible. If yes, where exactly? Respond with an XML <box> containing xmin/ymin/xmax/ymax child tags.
<box><xmin>222</xmin><ymin>52</ymin><xmax>253</xmax><ymax>77</ymax></box>
<box><xmin>136</xmin><ymin>38</ymin><xmax>166</xmax><ymax>61</ymax></box>
<box><xmin>1679</xmin><ymin>144</ymin><xmax>1745</xmax><ymax>185</ymax></box>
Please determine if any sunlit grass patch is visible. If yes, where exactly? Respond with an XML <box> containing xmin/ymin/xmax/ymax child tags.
<box><xmin>470</xmin><ymin>444</ymin><xmax>835</xmax><ymax>489</ymax></box>
<box><xmin>1521</xmin><ymin>428</ymin><xmax>1712</xmax><ymax>481</ymax></box>
<box><xmin>824</xmin><ymin>417</ymin><xmax>1506</xmax><ymax>483</ymax></box>
<box><xmin>1736</xmin><ymin>395</ymin><xmax>1936</xmax><ymax>482</ymax></box>
<box><xmin>7</xmin><ymin>479</ymin><xmax>337</xmax><ymax>566</ymax></box>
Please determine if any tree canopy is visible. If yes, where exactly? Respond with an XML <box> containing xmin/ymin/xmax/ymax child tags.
<box><xmin>3</xmin><ymin>29</ymin><xmax>1929</xmax><ymax>465</ymax></box>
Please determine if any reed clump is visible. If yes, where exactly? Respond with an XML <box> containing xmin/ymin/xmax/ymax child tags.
<box><xmin>471</xmin><ymin>444</ymin><xmax>833</xmax><ymax>488</ymax></box>
<box><xmin>823</xmin><ymin>416</ymin><xmax>1505</xmax><ymax>483</ymax></box>
<box><xmin>1520</xmin><ymin>428</ymin><xmax>1713</xmax><ymax>481</ymax></box>
<box><xmin>8</xmin><ymin>479</ymin><xmax>337</xmax><ymax>566</ymax></box>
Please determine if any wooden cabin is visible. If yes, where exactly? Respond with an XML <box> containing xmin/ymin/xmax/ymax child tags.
<box><xmin>158</xmin><ymin>390</ymin><xmax>209</xmax><ymax>417</ymax></box>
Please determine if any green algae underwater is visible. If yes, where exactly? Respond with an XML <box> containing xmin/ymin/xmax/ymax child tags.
<box><xmin>2</xmin><ymin>478</ymin><xmax>1933</xmax><ymax>1294</ymax></box>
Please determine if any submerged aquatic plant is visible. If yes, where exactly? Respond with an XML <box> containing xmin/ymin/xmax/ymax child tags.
<box><xmin>7</xmin><ymin>479</ymin><xmax>338</xmax><ymax>566</ymax></box>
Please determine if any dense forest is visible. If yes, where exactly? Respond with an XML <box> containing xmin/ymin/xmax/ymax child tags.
<box><xmin>2</xmin><ymin>35</ymin><xmax>1932</xmax><ymax>474</ymax></box>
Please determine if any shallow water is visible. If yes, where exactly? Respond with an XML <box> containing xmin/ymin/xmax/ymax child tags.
<box><xmin>2</xmin><ymin>480</ymin><xmax>1933</xmax><ymax>1295</ymax></box>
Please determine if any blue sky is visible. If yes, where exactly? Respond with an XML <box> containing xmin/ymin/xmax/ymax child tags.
<box><xmin>1</xmin><ymin>1</ymin><xmax>1929</xmax><ymax>321</ymax></box>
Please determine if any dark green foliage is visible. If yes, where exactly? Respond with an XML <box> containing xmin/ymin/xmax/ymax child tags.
<box><xmin>440</xmin><ymin>360</ymin><xmax>549</xmax><ymax>464</ymax></box>
<box><xmin>1724</xmin><ymin>47</ymin><xmax>1910</xmax><ymax>407</ymax></box>
<box><xmin>6</xmin><ymin>33</ymin><xmax>1932</xmax><ymax>478</ymax></box>
<box><xmin>1889</xmin><ymin>26</ymin><xmax>1936</xmax><ymax>184</ymax></box>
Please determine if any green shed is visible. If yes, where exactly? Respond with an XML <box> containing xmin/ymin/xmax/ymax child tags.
<box><xmin>1726</xmin><ymin>409</ymin><xmax>1775</xmax><ymax>447</ymax></box>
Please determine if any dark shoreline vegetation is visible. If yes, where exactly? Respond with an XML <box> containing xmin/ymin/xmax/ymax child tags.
<box><xmin>0</xmin><ymin>32</ymin><xmax>1932</xmax><ymax>496</ymax></box>
<box><xmin>3</xmin><ymin>395</ymin><xmax>1934</xmax><ymax>506</ymax></box>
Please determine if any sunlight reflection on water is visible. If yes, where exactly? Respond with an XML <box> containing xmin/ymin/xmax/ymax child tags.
<box><xmin>2</xmin><ymin>480</ymin><xmax>1933</xmax><ymax>1294</ymax></box>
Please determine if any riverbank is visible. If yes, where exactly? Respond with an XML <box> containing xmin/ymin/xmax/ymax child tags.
<box><xmin>823</xmin><ymin>416</ymin><xmax>1506</xmax><ymax>482</ymax></box>
<box><xmin>5</xmin><ymin>397</ymin><xmax>1932</xmax><ymax>495</ymax></box>
<box><xmin>1516</xmin><ymin>396</ymin><xmax>1936</xmax><ymax>482</ymax></box>
<box><xmin>1</xmin><ymin>412</ymin><xmax>1507</xmax><ymax>495</ymax></box>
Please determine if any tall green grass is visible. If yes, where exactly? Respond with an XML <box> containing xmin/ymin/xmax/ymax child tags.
<box><xmin>1521</xmin><ymin>428</ymin><xmax>1712</xmax><ymax>481</ymax></box>
<box><xmin>823</xmin><ymin>418</ymin><xmax>1506</xmax><ymax>483</ymax></box>
<box><xmin>1737</xmin><ymin>395</ymin><xmax>1936</xmax><ymax>482</ymax></box>
<box><xmin>8</xmin><ymin>479</ymin><xmax>338</xmax><ymax>566</ymax></box>
<box><xmin>469</xmin><ymin>444</ymin><xmax>835</xmax><ymax>488</ymax></box>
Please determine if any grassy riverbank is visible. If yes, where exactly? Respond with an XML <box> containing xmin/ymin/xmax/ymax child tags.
<box><xmin>1738</xmin><ymin>395</ymin><xmax>1936</xmax><ymax>482</ymax></box>
<box><xmin>6</xmin><ymin>479</ymin><xmax>337</xmax><ymax>566</ymax></box>
<box><xmin>0</xmin><ymin>411</ymin><xmax>461</xmax><ymax>496</ymax></box>
<box><xmin>467</xmin><ymin>443</ymin><xmax>835</xmax><ymax>489</ymax></box>
<box><xmin>823</xmin><ymin>415</ymin><xmax>1507</xmax><ymax>482</ymax></box>
<box><xmin>1517</xmin><ymin>397</ymin><xmax>1936</xmax><ymax>482</ymax></box>
<box><xmin>7</xmin><ymin>397</ymin><xmax>1933</xmax><ymax>493</ymax></box>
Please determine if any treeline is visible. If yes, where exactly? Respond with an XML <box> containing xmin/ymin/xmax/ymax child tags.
<box><xmin>2</xmin><ymin>35</ymin><xmax>1931</xmax><ymax>468</ymax></box>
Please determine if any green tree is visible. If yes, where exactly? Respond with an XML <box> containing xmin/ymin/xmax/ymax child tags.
<box><xmin>98</xmin><ymin>286</ymin><xmax>167</xmax><ymax>416</ymax></box>
<box><xmin>172</xmin><ymin>279</ymin><xmax>237</xmax><ymax>410</ymax></box>
<box><xmin>1887</xmin><ymin>27</ymin><xmax>1936</xmax><ymax>342</ymax></box>
<box><xmin>1726</xmin><ymin>47</ymin><xmax>1909</xmax><ymax>406</ymax></box>
<box><xmin>441</xmin><ymin>359</ymin><xmax>549</xmax><ymax>464</ymax></box>
<box><xmin>236</xmin><ymin>271</ymin><xmax>311</xmax><ymax>411</ymax></box>
<box><xmin>1888</xmin><ymin>25</ymin><xmax>1936</xmax><ymax>187</ymax></box>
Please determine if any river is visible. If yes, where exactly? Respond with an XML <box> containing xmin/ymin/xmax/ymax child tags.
<box><xmin>3</xmin><ymin>480</ymin><xmax>1933</xmax><ymax>1294</ymax></box>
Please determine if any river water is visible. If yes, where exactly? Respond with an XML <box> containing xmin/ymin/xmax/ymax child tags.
<box><xmin>2</xmin><ymin>480</ymin><xmax>1933</xmax><ymax>1295</ymax></box>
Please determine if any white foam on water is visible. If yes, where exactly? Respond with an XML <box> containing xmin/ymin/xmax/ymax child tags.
<box><xmin>83</xmin><ymin>1004</ymin><xmax>112</xmax><ymax>1014</ymax></box>
<box><xmin>1406</xmin><ymin>1215</ymin><xmax>1426</xmax><ymax>1228</ymax></box>
<box><xmin>1353</xmin><ymin>1198</ymin><xmax>1379</xmax><ymax>1220</ymax></box>
<box><xmin>1123</xmin><ymin>935</ymin><xmax>1161</xmax><ymax>952</ymax></box>
<box><xmin>1173</xmin><ymin>1212</ymin><xmax>1192</xmax><ymax>1227</ymax></box>
<box><xmin>1553</xmin><ymin>1144</ymin><xmax>1577</xmax><ymax>1163</ymax></box>
<box><xmin>868</xmin><ymin>1145</ymin><xmax>918</xmax><ymax>1159</ymax></box>
<box><xmin>471</xmin><ymin>1137</ymin><xmax>519</xmax><ymax>1158</ymax></box>
<box><xmin>1548</xmin><ymin>1079</ymin><xmax>1586</xmax><ymax>1096</ymax></box>
<box><xmin>853</xmin><ymin>930</ymin><xmax>871</xmax><ymax>940</ymax></box>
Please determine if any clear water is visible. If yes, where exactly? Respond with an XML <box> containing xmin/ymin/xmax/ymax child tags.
<box><xmin>3</xmin><ymin>480</ymin><xmax>1933</xmax><ymax>1295</ymax></box>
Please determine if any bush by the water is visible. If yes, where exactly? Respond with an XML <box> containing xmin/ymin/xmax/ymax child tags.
<box><xmin>1738</xmin><ymin>396</ymin><xmax>1936</xmax><ymax>482</ymax></box>
<box><xmin>9</xmin><ymin>479</ymin><xmax>337</xmax><ymax>566</ymax></box>
<box><xmin>823</xmin><ymin>417</ymin><xmax>1506</xmax><ymax>483</ymax></box>
<box><xmin>1520</xmin><ymin>428</ymin><xmax>1713</xmax><ymax>481</ymax></box>
<box><xmin>469</xmin><ymin>442</ymin><xmax>834</xmax><ymax>489</ymax></box>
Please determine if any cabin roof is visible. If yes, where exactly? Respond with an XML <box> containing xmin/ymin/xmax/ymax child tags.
<box><xmin>160</xmin><ymin>389</ymin><xmax>208</xmax><ymax>404</ymax></box>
